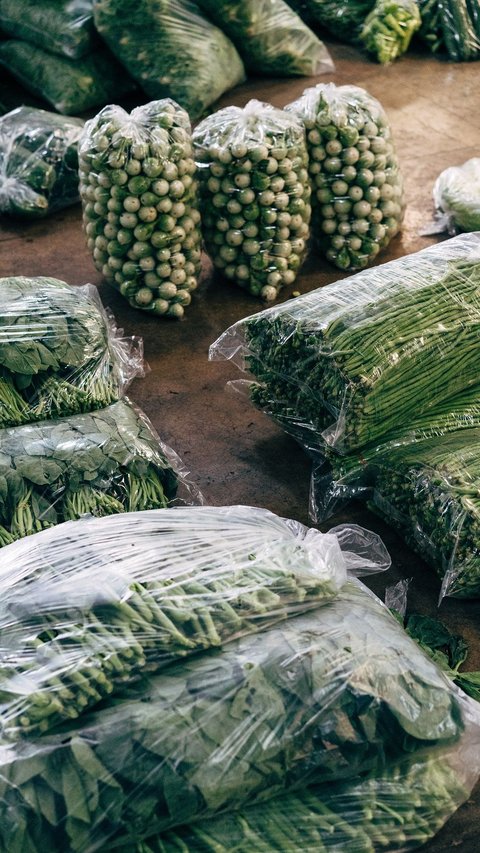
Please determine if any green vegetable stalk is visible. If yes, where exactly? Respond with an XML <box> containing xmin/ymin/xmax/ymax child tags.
<box><xmin>79</xmin><ymin>99</ymin><xmax>203</xmax><ymax>318</ymax></box>
<box><xmin>360</xmin><ymin>0</ymin><xmax>421</xmax><ymax>64</ymax></box>
<box><xmin>286</xmin><ymin>83</ymin><xmax>404</xmax><ymax>271</ymax></box>
<box><xmin>0</xmin><ymin>0</ymin><xmax>98</xmax><ymax>60</ymax></box>
<box><xmin>193</xmin><ymin>100</ymin><xmax>311</xmax><ymax>302</ymax></box>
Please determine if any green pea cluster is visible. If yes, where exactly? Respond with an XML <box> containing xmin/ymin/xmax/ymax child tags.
<box><xmin>79</xmin><ymin>99</ymin><xmax>202</xmax><ymax>318</ymax></box>
<box><xmin>193</xmin><ymin>101</ymin><xmax>311</xmax><ymax>302</ymax></box>
<box><xmin>288</xmin><ymin>83</ymin><xmax>404</xmax><ymax>271</ymax></box>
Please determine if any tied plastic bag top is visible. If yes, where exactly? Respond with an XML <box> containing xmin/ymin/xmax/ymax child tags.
<box><xmin>2</xmin><ymin>576</ymin><xmax>479</xmax><ymax>853</ymax></box>
<box><xmin>193</xmin><ymin>99</ymin><xmax>311</xmax><ymax>302</ymax></box>
<box><xmin>0</xmin><ymin>275</ymin><xmax>144</xmax><ymax>427</ymax></box>
<box><xmin>0</xmin><ymin>106</ymin><xmax>84</xmax><ymax>218</ymax></box>
<box><xmin>79</xmin><ymin>99</ymin><xmax>203</xmax><ymax>319</ymax></box>
<box><xmin>92</xmin><ymin>0</ymin><xmax>246</xmax><ymax>121</ymax></box>
<box><xmin>0</xmin><ymin>0</ymin><xmax>98</xmax><ymax>60</ymax></box>
<box><xmin>0</xmin><ymin>506</ymin><xmax>390</xmax><ymax>738</ymax></box>
<box><xmin>432</xmin><ymin>158</ymin><xmax>480</xmax><ymax>235</ymax></box>
<box><xmin>196</xmin><ymin>0</ymin><xmax>335</xmax><ymax>77</ymax></box>
<box><xmin>286</xmin><ymin>82</ymin><xmax>404</xmax><ymax>272</ymax></box>
<box><xmin>210</xmin><ymin>233</ymin><xmax>480</xmax><ymax>455</ymax></box>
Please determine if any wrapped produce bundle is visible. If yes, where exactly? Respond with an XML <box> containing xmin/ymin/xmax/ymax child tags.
<box><xmin>360</xmin><ymin>0</ymin><xmax>421</xmax><ymax>64</ymax></box>
<box><xmin>0</xmin><ymin>106</ymin><xmax>84</xmax><ymax>218</ymax></box>
<box><xmin>0</xmin><ymin>275</ymin><xmax>144</xmax><ymax>427</ymax></box>
<box><xmin>0</xmin><ymin>0</ymin><xmax>97</xmax><ymax>60</ymax></box>
<box><xmin>0</xmin><ymin>576</ymin><xmax>476</xmax><ymax>852</ymax></box>
<box><xmin>287</xmin><ymin>0</ymin><xmax>375</xmax><ymax>42</ymax></box>
<box><xmin>79</xmin><ymin>99</ymin><xmax>203</xmax><ymax>318</ymax></box>
<box><xmin>196</xmin><ymin>0</ymin><xmax>334</xmax><ymax>77</ymax></box>
<box><xmin>432</xmin><ymin>158</ymin><xmax>480</xmax><ymax>234</ymax></box>
<box><xmin>419</xmin><ymin>0</ymin><xmax>480</xmax><ymax>61</ymax></box>
<box><xmin>0</xmin><ymin>505</ymin><xmax>368</xmax><ymax>739</ymax></box>
<box><xmin>92</xmin><ymin>0</ymin><xmax>246</xmax><ymax>120</ymax></box>
<box><xmin>286</xmin><ymin>83</ymin><xmax>404</xmax><ymax>271</ymax></box>
<box><xmin>193</xmin><ymin>100</ymin><xmax>311</xmax><ymax>302</ymax></box>
<box><xmin>0</xmin><ymin>39</ymin><xmax>136</xmax><ymax>115</ymax></box>
<box><xmin>210</xmin><ymin>234</ymin><xmax>480</xmax><ymax>454</ymax></box>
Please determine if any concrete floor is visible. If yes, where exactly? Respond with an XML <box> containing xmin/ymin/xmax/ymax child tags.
<box><xmin>1</xmin><ymin>36</ymin><xmax>480</xmax><ymax>850</ymax></box>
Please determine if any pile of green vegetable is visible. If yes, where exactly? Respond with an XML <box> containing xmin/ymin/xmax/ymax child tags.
<box><xmin>0</xmin><ymin>0</ymin><xmax>98</xmax><ymax>60</ymax></box>
<box><xmin>360</xmin><ymin>0</ymin><xmax>421</xmax><ymax>64</ymax></box>
<box><xmin>418</xmin><ymin>0</ymin><xmax>480</xmax><ymax>61</ymax></box>
<box><xmin>286</xmin><ymin>83</ymin><xmax>404</xmax><ymax>271</ymax></box>
<box><xmin>0</xmin><ymin>106</ymin><xmax>84</xmax><ymax>217</ymax></box>
<box><xmin>193</xmin><ymin>100</ymin><xmax>311</xmax><ymax>302</ymax></box>
<box><xmin>79</xmin><ymin>99</ymin><xmax>203</xmax><ymax>318</ymax></box>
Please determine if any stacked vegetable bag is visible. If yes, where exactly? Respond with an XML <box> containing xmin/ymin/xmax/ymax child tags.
<box><xmin>210</xmin><ymin>233</ymin><xmax>480</xmax><ymax>598</ymax></box>
<box><xmin>0</xmin><ymin>505</ymin><xmax>479</xmax><ymax>853</ymax></box>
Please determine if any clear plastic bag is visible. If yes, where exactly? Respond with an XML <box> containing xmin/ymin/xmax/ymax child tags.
<box><xmin>0</xmin><ymin>0</ymin><xmax>97</xmax><ymax>60</ymax></box>
<box><xmin>92</xmin><ymin>0</ymin><xmax>246</xmax><ymax>121</ymax></box>
<box><xmin>0</xmin><ymin>506</ymin><xmax>386</xmax><ymax>738</ymax></box>
<box><xmin>193</xmin><ymin>99</ymin><xmax>311</xmax><ymax>302</ymax></box>
<box><xmin>360</xmin><ymin>0</ymin><xmax>422</xmax><ymax>64</ymax></box>
<box><xmin>79</xmin><ymin>100</ymin><xmax>203</xmax><ymax>318</ymax></box>
<box><xmin>432</xmin><ymin>157</ymin><xmax>480</xmax><ymax>234</ymax></box>
<box><xmin>209</xmin><ymin>233</ymin><xmax>480</xmax><ymax>454</ymax></box>
<box><xmin>196</xmin><ymin>0</ymin><xmax>334</xmax><ymax>77</ymax></box>
<box><xmin>0</xmin><ymin>275</ymin><xmax>144</xmax><ymax>427</ymax></box>
<box><xmin>0</xmin><ymin>576</ymin><xmax>476</xmax><ymax>852</ymax></box>
<box><xmin>289</xmin><ymin>0</ymin><xmax>376</xmax><ymax>43</ymax></box>
<box><xmin>0</xmin><ymin>106</ymin><xmax>84</xmax><ymax>218</ymax></box>
<box><xmin>418</xmin><ymin>0</ymin><xmax>480</xmax><ymax>61</ymax></box>
<box><xmin>286</xmin><ymin>82</ymin><xmax>404</xmax><ymax>271</ymax></box>
<box><xmin>0</xmin><ymin>39</ymin><xmax>136</xmax><ymax>115</ymax></box>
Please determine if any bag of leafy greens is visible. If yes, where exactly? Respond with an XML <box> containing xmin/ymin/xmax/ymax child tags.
<box><xmin>0</xmin><ymin>39</ymin><xmax>137</xmax><ymax>115</ymax></box>
<box><xmin>0</xmin><ymin>0</ymin><xmax>98</xmax><ymax>60</ymax></box>
<box><xmin>92</xmin><ymin>0</ymin><xmax>246</xmax><ymax>120</ymax></box>
<box><xmin>196</xmin><ymin>0</ymin><xmax>334</xmax><ymax>77</ymax></box>
<box><xmin>0</xmin><ymin>575</ymin><xmax>478</xmax><ymax>853</ymax></box>
<box><xmin>0</xmin><ymin>275</ymin><xmax>144</xmax><ymax>427</ymax></box>
<box><xmin>0</xmin><ymin>106</ymin><xmax>84</xmax><ymax>217</ymax></box>
<box><xmin>431</xmin><ymin>158</ymin><xmax>480</xmax><ymax>234</ymax></box>
<box><xmin>0</xmin><ymin>506</ymin><xmax>383</xmax><ymax>739</ymax></box>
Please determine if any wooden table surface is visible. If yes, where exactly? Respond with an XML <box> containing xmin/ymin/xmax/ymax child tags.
<box><xmin>1</xmin><ymin>36</ymin><xmax>479</xmax><ymax>851</ymax></box>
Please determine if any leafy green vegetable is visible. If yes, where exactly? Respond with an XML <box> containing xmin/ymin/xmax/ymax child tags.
<box><xmin>360</xmin><ymin>0</ymin><xmax>421</xmax><ymax>64</ymax></box>
<box><xmin>92</xmin><ymin>0</ymin><xmax>246</xmax><ymax>120</ymax></box>
<box><xmin>433</xmin><ymin>157</ymin><xmax>480</xmax><ymax>234</ymax></box>
<box><xmin>0</xmin><ymin>0</ymin><xmax>97</xmax><ymax>60</ymax></box>
<box><xmin>0</xmin><ymin>580</ymin><xmax>466</xmax><ymax>851</ymax></box>
<box><xmin>196</xmin><ymin>0</ymin><xmax>334</xmax><ymax>77</ymax></box>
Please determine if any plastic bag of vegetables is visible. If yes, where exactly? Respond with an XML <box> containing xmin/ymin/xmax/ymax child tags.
<box><xmin>0</xmin><ymin>506</ymin><xmax>383</xmax><ymax>739</ymax></box>
<box><xmin>193</xmin><ymin>100</ymin><xmax>311</xmax><ymax>302</ymax></box>
<box><xmin>287</xmin><ymin>0</ymin><xmax>375</xmax><ymax>42</ymax></box>
<box><xmin>418</xmin><ymin>0</ymin><xmax>480</xmax><ymax>61</ymax></box>
<box><xmin>0</xmin><ymin>0</ymin><xmax>97</xmax><ymax>60</ymax></box>
<box><xmin>286</xmin><ymin>82</ymin><xmax>404</xmax><ymax>271</ymax></box>
<box><xmin>360</xmin><ymin>0</ymin><xmax>421</xmax><ymax>64</ymax></box>
<box><xmin>0</xmin><ymin>39</ymin><xmax>136</xmax><ymax>115</ymax></box>
<box><xmin>196</xmin><ymin>0</ymin><xmax>334</xmax><ymax>77</ymax></box>
<box><xmin>209</xmin><ymin>233</ymin><xmax>480</xmax><ymax>454</ymax></box>
<box><xmin>79</xmin><ymin>99</ymin><xmax>203</xmax><ymax>318</ymax></box>
<box><xmin>431</xmin><ymin>158</ymin><xmax>480</xmax><ymax>235</ymax></box>
<box><xmin>1</xmin><ymin>575</ymin><xmax>478</xmax><ymax>852</ymax></box>
<box><xmin>92</xmin><ymin>0</ymin><xmax>246</xmax><ymax>121</ymax></box>
<box><xmin>0</xmin><ymin>106</ymin><xmax>84</xmax><ymax>218</ymax></box>
<box><xmin>0</xmin><ymin>275</ymin><xmax>144</xmax><ymax>427</ymax></box>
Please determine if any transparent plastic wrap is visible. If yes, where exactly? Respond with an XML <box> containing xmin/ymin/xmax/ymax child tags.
<box><xmin>196</xmin><ymin>0</ymin><xmax>334</xmax><ymax>77</ymax></box>
<box><xmin>0</xmin><ymin>578</ymin><xmax>477</xmax><ymax>852</ymax></box>
<box><xmin>0</xmin><ymin>0</ymin><xmax>97</xmax><ymax>60</ymax></box>
<box><xmin>432</xmin><ymin>157</ymin><xmax>480</xmax><ymax>235</ymax></box>
<box><xmin>79</xmin><ymin>100</ymin><xmax>203</xmax><ymax>318</ymax></box>
<box><xmin>193</xmin><ymin>100</ymin><xmax>311</xmax><ymax>302</ymax></box>
<box><xmin>92</xmin><ymin>0</ymin><xmax>246</xmax><ymax>121</ymax></box>
<box><xmin>360</xmin><ymin>0</ymin><xmax>421</xmax><ymax>64</ymax></box>
<box><xmin>288</xmin><ymin>0</ymin><xmax>375</xmax><ymax>42</ymax></box>
<box><xmin>418</xmin><ymin>0</ymin><xmax>480</xmax><ymax>61</ymax></box>
<box><xmin>0</xmin><ymin>106</ymin><xmax>84</xmax><ymax>218</ymax></box>
<box><xmin>286</xmin><ymin>83</ymin><xmax>404</xmax><ymax>271</ymax></box>
<box><xmin>0</xmin><ymin>506</ymin><xmax>386</xmax><ymax>738</ymax></box>
<box><xmin>210</xmin><ymin>233</ymin><xmax>480</xmax><ymax>454</ymax></box>
<box><xmin>0</xmin><ymin>39</ymin><xmax>136</xmax><ymax>115</ymax></box>
<box><xmin>0</xmin><ymin>275</ymin><xmax>144</xmax><ymax>427</ymax></box>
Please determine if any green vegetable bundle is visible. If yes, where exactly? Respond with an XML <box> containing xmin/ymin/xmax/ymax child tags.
<box><xmin>196</xmin><ymin>0</ymin><xmax>334</xmax><ymax>77</ymax></box>
<box><xmin>193</xmin><ymin>100</ymin><xmax>311</xmax><ymax>302</ymax></box>
<box><xmin>433</xmin><ymin>157</ymin><xmax>480</xmax><ymax>234</ymax></box>
<box><xmin>92</xmin><ymin>0</ymin><xmax>246</xmax><ymax>120</ymax></box>
<box><xmin>0</xmin><ymin>504</ymin><xmax>352</xmax><ymax>738</ymax></box>
<box><xmin>79</xmin><ymin>100</ymin><xmax>203</xmax><ymax>318</ymax></box>
<box><xmin>0</xmin><ymin>106</ymin><xmax>84</xmax><ymax>217</ymax></box>
<box><xmin>418</xmin><ymin>0</ymin><xmax>480</xmax><ymax>61</ymax></box>
<box><xmin>0</xmin><ymin>579</ymin><xmax>471</xmax><ymax>852</ymax></box>
<box><xmin>360</xmin><ymin>0</ymin><xmax>421</xmax><ymax>64</ymax></box>
<box><xmin>287</xmin><ymin>0</ymin><xmax>375</xmax><ymax>43</ymax></box>
<box><xmin>0</xmin><ymin>39</ymin><xmax>136</xmax><ymax>115</ymax></box>
<box><xmin>0</xmin><ymin>0</ymin><xmax>97</xmax><ymax>60</ymax></box>
<box><xmin>210</xmin><ymin>234</ymin><xmax>480</xmax><ymax>454</ymax></box>
<box><xmin>0</xmin><ymin>275</ymin><xmax>143</xmax><ymax>427</ymax></box>
<box><xmin>286</xmin><ymin>83</ymin><xmax>404</xmax><ymax>271</ymax></box>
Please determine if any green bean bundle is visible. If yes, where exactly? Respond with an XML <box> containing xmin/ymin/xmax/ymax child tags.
<box><xmin>194</xmin><ymin>100</ymin><xmax>311</xmax><ymax>302</ymax></box>
<box><xmin>79</xmin><ymin>100</ymin><xmax>203</xmax><ymax>318</ymax></box>
<box><xmin>287</xmin><ymin>83</ymin><xmax>404</xmax><ymax>271</ymax></box>
<box><xmin>360</xmin><ymin>0</ymin><xmax>421</xmax><ymax>64</ymax></box>
<box><xmin>418</xmin><ymin>0</ymin><xmax>480</xmax><ymax>61</ymax></box>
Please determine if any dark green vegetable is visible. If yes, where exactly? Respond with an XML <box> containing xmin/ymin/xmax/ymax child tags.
<box><xmin>0</xmin><ymin>0</ymin><xmax>97</xmax><ymax>59</ymax></box>
<box><xmin>287</xmin><ymin>0</ymin><xmax>375</xmax><ymax>43</ymax></box>
<box><xmin>92</xmin><ymin>0</ymin><xmax>246</xmax><ymax>121</ymax></box>
<box><xmin>418</xmin><ymin>0</ymin><xmax>480</xmax><ymax>60</ymax></box>
<box><xmin>360</xmin><ymin>0</ymin><xmax>421</xmax><ymax>63</ymax></box>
